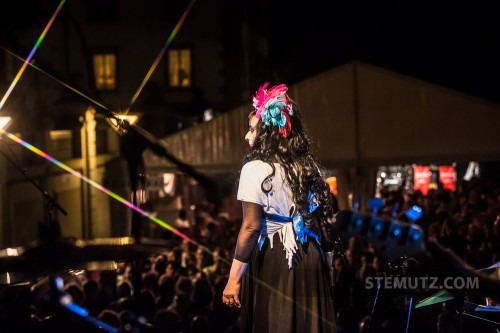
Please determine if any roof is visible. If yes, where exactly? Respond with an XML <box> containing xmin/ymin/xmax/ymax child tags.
<box><xmin>144</xmin><ymin>61</ymin><xmax>500</xmax><ymax>173</ymax></box>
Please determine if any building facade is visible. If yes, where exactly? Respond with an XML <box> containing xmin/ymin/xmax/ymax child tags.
<box><xmin>0</xmin><ymin>0</ymin><xmax>269</xmax><ymax>247</ymax></box>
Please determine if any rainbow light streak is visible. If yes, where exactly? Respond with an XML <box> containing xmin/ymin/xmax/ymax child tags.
<box><xmin>3</xmin><ymin>48</ymin><xmax>126</xmax><ymax>134</ymax></box>
<box><xmin>0</xmin><ymin>0</ymin><xmax>66</xmax><ymax>111</ymax></box>
<box><xmin>0</xmin><ymin>129</ymin><xmax>208</xmax><ymax>253</ymax></box>
<box><xmin>0</xmin><ymin>130</ymin><xmax>337</xmax><ymax>327</ymax></box>
<box><xmin>3</xmin><ymin>48</ymin><xmax>109</xmax><ymax>113</ymax></box>
<box><xmin>126</xmin><ymin>0</ymin><xmax>196</xmax><ymax>114</ymax></box>
<box><xmin>2</xmin><ymin>4</ymin><xmax>314</xmax><ymax>313</ymax></box>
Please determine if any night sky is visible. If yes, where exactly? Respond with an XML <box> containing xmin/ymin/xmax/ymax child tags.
<box><xmin>268</xmin><ymin>0</ymin><xmax>500</xmax><ymax>103</ymax></box>
<box><xmin>1</xmin><ymin>0</ymin><xmax>499</xmax><ymax>104</ymax></box>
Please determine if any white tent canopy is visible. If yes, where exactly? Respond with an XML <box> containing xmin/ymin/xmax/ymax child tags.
<box><xmin>144</xmin><ymin>61</ymin><xmax>500</xmax><ymax>207</ymax></box>
<box><xmin>145</xmin><ymin>60</ymin><xmax>500</xmax><ymax>172</ymax></box>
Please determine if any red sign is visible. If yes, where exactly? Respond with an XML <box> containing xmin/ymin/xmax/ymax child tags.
<box><xmin>439</xmin><ymin>166</ymin><xmax>456</xmax><ymax>191</ymax></box>
<box><xmin>414</xmin><ymin>166</ymin><xmax>431</xmax><ymax>195</ymax></box>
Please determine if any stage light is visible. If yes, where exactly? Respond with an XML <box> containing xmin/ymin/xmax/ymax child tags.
<box><xmin>406</xmin><ymin>205</ymin><xmax>423</xmax><ymax>223</ymax></box>
<box><xmin>0</xmin><ymin>116</ymin><xmax>12</xmax><ymax>131</ymax></box>
<box><xmin>118</xmin><ymin>114</ymin><xmax>140</xmax><ymax>126</ymax></box>
<box><xmin>105</xmin><ymin>113</ymin><xmax>142</xmax><ymax>136</ymax></box>
<box><xmin>107</xmin><ymin>113</ymin><xmax>140</xmax><ymax>127</ymax></box>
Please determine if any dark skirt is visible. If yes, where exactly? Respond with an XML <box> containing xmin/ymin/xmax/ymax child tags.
<box><xmin>240</xmin><ymin>233</ymin><xmax>337</xmax><ymax>333</ymax></box>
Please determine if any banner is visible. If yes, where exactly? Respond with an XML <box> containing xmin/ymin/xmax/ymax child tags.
<box><xmin>439</xmin><ymin>166</ymin><xmax>456</xmax><ymax>191</ymax></box>
<box><xmin>414</xmin><ymin>166</ymin><xmax>431</xmax><ymax>195</ymax></box>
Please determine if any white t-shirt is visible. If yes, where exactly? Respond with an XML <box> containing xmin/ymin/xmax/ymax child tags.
<box><xmin>237</xmin><ymin>160</ymin><xmax>324</xmax><ymax>268</ymax></box>
<box><xmin>237</xmin><ymin>160</ymin><xmax>294</xmax><ymax>218</ymax></box>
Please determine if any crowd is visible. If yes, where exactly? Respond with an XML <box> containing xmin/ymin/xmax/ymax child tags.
<box><xmin>25</xmin><ymin>174</ymin><xmax>500</xmax><ymax>333</ymax></box>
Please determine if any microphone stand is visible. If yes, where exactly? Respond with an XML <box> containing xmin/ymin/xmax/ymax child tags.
<box><xmin>405</xmin><ymin>287</ymin><xmax>414</xmax><ymax>333</ymax></box>
<box><xmin>331</xmin><ymin>226</ymin><xmax>348</xmax><ymax>268</ymax></box>
<box><xmin>0</xmin><ymin>144</ymin><xmax>116</xmax><ymax>332</ymax></box>
<box><xmin>110</xmin><ymin>117</ymin><xmax>215</xmax><ymax>314</ymax></box>
<box><xmin>455</xmin><ymin>291</ymin><xmax>465</xmax><ymax>333</ymax></box>
<box><xmin>0</xmin><ymin>147</ymin><xmax>67</xmax><ymax>241</ymax></box>
<box><xmin>93</xmin><ymin>107</ymin><xmax>216</xmax><ymax>324</ymax></box>
<box><xmin>117</xmin><ymin>122</ymin><xmax>148</xmax><ymax>313</ymax></box>
<box><xmin>367</xmin><ymin>272</ymin><xmax>384</xmax><ymax>333</ymax></box>
<box><xmin>100</xmin><ymin>111</ymin><xmax>214</xmax><ymax>191</ymax></box>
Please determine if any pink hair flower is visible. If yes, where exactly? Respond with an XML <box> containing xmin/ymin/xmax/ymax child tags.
<box><xmin>252</xmin><ymin>83</ymin><xmax>292</xmax><ymax>138</ymax></box>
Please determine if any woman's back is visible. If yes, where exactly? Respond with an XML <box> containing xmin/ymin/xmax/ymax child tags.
<box><xmin>237</xmin><ymin>160</ymin><xmax>293</xmax><ymax>218</ymax></box>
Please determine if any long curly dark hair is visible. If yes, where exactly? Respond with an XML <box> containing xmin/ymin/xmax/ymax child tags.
<box><xmin>244</xmin><ymin>99</ymin><xmax>334</xmax><ymax>224</ymax></box>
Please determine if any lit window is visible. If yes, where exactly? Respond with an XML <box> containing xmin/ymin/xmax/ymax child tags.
<box><xmin>93</xmin><ymin>53</ymin><xmax>116</xmax><ymax>90</ymax></box>
<box><xmin>168</xmin><ymin>49</ymin><xmax>191</xmax><ymax>88</ymax></box>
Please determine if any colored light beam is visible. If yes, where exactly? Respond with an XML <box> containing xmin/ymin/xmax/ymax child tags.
<box><xmin>2</xmin><ymin>48</ymin><xmax>110</xmax><ymax>113</ymax></box>
<box><xmin>0</xmin><ymin>129</ymin><xmax>208</xmax><ymax>252</ymax></box>
<box><xmin>1</xmin><ymin>48</ymin><xmax>132</xmax><ymax>135</ymax></box>
<box><xmin>0</xmin><ymin>0</ymin><xmax>66</xmax><ymax>111</ymax></box>
<box><xmin>0</xmin><ymin>131</ymin><xmax>337</xmax><ymax>328</ymax></box>
<box><xmin>126</xmin><ymin>0</ymin><xmax>196</xmax><ymax>114</ymax></box>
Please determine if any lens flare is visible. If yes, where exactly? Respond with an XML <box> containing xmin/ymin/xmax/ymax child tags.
<box><xmin>0</xmin><ymin>129</ymin><xmax>206</xmax><ymax>251</ymax></box>
<box><xmin>0</xmin><ymin>0</ymin><xmax>66</xmax><ymax>111</ymax></box>
<box><xmin>3</xmin><ymin>48</ymin><xmax>109</xmax><ymax>113</ymax></box>
<box><xmin>126</xmin><ymin>0</ymin><xmax>196</xmax><ymax>114</ymax></box>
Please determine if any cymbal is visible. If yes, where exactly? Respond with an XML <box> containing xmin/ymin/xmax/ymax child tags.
<box><xmin>76</xmin><ymin>237</ymin><xmax>177</xmax><ymax>261</ymax></box>
<box><xmin>415</xmin><ymin>289</ymin><xmax>455</xmax><ymax>308</ymax></box>
<box><xmin>0</xmin><ymin>237</ymin><xmax>177</xmax><ymax>284</ymax></box>
<box><xmin>0</xmin><ymin>271</ymin><xmax>32</xmax><ymax>286</ymax></box>
<box><xmin>0</xmin><ymin>239</ymin><xmax>89</xmax><ymax>283</ymax></box>
<box><xmin>478</xmin><ymin>262</ymin><xmax>500</xmax><ymax>278</ymax></box>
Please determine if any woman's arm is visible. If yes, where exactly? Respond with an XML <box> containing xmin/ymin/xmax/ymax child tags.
<box><xmin>222</xmin><ymin>201</ymin><xmax>262</xmax><ymax>308</ymax></box>
<box><xmin>426</xmin><ymin>238</ymin><xmax>500</xmax><ymax>304</ymax></box>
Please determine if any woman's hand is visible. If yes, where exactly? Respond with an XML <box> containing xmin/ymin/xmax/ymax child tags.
<box><xmin>222</xmin><ymin>202</ymin><xmax>260</xmax><ymax>308</ymax></box>
<box><xmin>222</xmin><ymin>278</ymin><xmax>242</xmax><ymax>308</ymax></box>
<box><xmin>222</xmin><ymin>258</ymin><xmax>248</xmax><ymax>308</ymax></box>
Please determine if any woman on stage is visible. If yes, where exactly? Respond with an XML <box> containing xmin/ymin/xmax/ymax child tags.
<box><xmin>223</xmin><ymin>83</ymin><xmax>337</xmax><ymax>333</ymax></box>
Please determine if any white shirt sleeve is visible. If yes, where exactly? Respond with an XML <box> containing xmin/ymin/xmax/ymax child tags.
<box><xmin>237</xmin><ymin>160</ymin><xmax>270</xmax><ymax>206</ymax></box>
